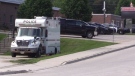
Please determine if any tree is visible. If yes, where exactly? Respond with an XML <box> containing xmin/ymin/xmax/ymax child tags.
<box><xmin>18</xmin><ymin>0</ymin><xmax>52</xmax><ymax>18</ymax></box>
<box><xmin>115</xmin><ymin>0</ymin><xmax>130</xmax><ymax>15</ymax></box>
<box><xmin>61</xmin><ymin>0</ymin><xmax>92</xmax><ymax>22</ymax></box>
<box><xmin>52</xmin><ymin>0</ymin><xmax>65</xmax><ymax>8</ymax></box>
<box><xmin>115</xmin><ymin>0</ymin><xmax>135</xmax><ymax>24</ymax></box>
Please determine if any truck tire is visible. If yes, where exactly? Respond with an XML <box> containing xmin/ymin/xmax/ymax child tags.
<box><xmin>82</xmin><ymin>35</ymin><xmax>86</xmax><ymax>38</ymax></box>
<box><xmin>86</xmin><ymin>32</ymin><xmax>93</xmax><ymax>39</ymax></box>
<box><xmin>28</xmin><ymin>54</ymin><xmax>35</xmax><ymax>58</ymax></box>
<box><xmin>35</xmin><ymin>47</ymin><xmax>41</xmax><ymax>58</ymax></box>
<box><xmin>11</xmin><ymin>53</ymin><xmax>16</xmax><ymax>57</ymax></box>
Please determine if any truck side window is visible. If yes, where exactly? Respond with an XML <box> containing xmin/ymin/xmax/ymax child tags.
<box><xmin>60</xmin><ymin>19</ymin><xmax>65</xmax><ymax>26</ymax></box>
<box><xmin>76</xmin><ymin>21</ymin><xmax>84</xmax><ymax>26</ymax></box>
<box><xmin>45</xmin><ymin>29</ymin><xmax>48</xmax><ymax>37</ymax></box>
<box><xmin>67</xmin><ymin>20</ymin><xmax>76</xmax><ymax>26</ymax></box>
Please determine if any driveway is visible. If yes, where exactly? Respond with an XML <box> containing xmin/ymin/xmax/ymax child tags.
<box><xmin>61</xmin><ymin>34</ymin><xmax>135</xmax><ymax>43</ymax></box>
<box><xmin>0</xmin><ymin>55</ymin><xmax>31</xmax><ymax>69</ymax></box>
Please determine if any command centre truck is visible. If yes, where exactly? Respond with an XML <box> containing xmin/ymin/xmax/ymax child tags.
<box><xmin>10</xmin><ymin>16</ymin><xmax>60</xmax><ymax>58</ymax></box>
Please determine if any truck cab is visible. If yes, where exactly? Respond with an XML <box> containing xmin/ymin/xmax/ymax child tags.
<box><xmin>11</xmin><ymin>16</ymin><xmax>60</xmax><ymax>58</ymax></box>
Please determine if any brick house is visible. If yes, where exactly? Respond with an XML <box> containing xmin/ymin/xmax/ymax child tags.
<box><xmin>0</xmin><ymin>0</ymin><xmax>24</xmax><ymax>30</ymax></box>
<box><xmin>91</xmin><ymin>14</ymin><xmax>124</xmax><ymax>27</ymax></box>
<box><xmin>52</xmin><ymin>7</ymin><xmax>65</xmax><ymax>17</ymax></box>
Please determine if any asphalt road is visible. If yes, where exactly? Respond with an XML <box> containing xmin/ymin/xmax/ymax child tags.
<box><xmin>8</xmin><ymin>45</ymin><xmax>135</xmax><ymax>76</ymax></box>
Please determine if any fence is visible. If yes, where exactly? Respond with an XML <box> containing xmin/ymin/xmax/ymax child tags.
<box><xmin>0</xmin><ymin>32</ymin><xmax>14</xmax><ymax>54</ymax></box>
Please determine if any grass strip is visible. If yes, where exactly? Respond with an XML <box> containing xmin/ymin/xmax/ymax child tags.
<box><xmin>0</xmin><ymin>33</ymin><xmax>7</xmax><ymax>41</ymax></box>
<box><xmin>10</xmin><ymin>38</ymin><xmax>116</xmax><ymax>64</ymax></box>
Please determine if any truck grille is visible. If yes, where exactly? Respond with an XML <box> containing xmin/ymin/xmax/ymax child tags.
<box><xmin>16</xmin><ymin>40</ymin><xmax>30</xmax><ymax>46</ymax></box>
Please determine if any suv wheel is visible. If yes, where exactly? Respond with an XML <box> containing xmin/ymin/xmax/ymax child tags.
<box><xmin>86</xmin><ymin>32</ymin><xmax>93</xmax><ymax>39</ymax></box>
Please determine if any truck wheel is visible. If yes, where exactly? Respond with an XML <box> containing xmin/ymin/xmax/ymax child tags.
<box><xmin>11</xmin><ymin>53</ymin><xmax>16</xmax><ymax>57</ymax></box>
<box><xmin>82</xmin><ymin>35</ymin><xmax>86</xmax><ymax>38</ymax></box>
<box><xmin>35</xmin><ymin>47</ymin><xmax>41</xmax><ymax>58</ymax></box>
<box><xmin>28</xmin><ymin>54</ymin><xmax>35</xmax><ymax>58</ymax></box>
<box><xmin>86</xmin><ymin>32</ymin><xmax>93</xmax><ymax>39</ymax></box>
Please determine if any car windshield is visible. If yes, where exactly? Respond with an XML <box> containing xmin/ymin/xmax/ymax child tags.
<box><xmin>17</xmin><ymin>27</ymin><xmax>40</xmax><ymax>37</ymax></box>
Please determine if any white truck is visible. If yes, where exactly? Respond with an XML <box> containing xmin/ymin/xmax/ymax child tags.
<box><xmin>10</xmin><ymin>16</ymin><xmax>60</xmax><ymax>58</ymax></box>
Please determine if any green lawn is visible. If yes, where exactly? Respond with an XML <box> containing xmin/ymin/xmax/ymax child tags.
<box><xmin>10</xmin><ymin>38</ymin><xmax>116</xmax><ymax>64</ymax></box>
<box><xmin>0</xmin><ymin>33</ymin><xmax>7</xmax><ymax>41</ymax></box>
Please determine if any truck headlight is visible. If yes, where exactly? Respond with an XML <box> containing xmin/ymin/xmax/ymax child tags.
<box><xmin>11</xmin><ymin>41</ymin><xmax>17</xmax><ymax>47</ymax></box>
<box><xmin>30</xmin><ymin>41</ymin><xmax>39</xmax><ymax>46</ymax></box>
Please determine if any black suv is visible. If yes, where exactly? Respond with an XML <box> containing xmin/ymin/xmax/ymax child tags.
<box><xmin>60</xmin><ymin>19</ymin><xmax>98</xmax><ymax>39</ymax></box>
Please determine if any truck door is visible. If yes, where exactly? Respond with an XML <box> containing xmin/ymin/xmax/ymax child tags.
<box><xmin>75</xmin><ymin>21</ymin><xmax>86</xmax><ymax>35</ymax></box>
<box><xmin>39</xmin><ymin>28</ymin><xmax>46</xmax><ymax>54</ymax></box>
<box><xmin>66</xmin><ymin>20</ymin><xmax>76</xmax><ymax>34</ymax></box>
<box><xmin>60</xmin><ymin>19</ymin><xmax>66</xmax><ymax>34</ymax></box>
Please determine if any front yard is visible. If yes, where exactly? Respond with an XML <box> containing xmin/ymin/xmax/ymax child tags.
<box><xmin>10</xmin><ymin>38</ymin><xmax>116</xmax><ymax>64</ymax></box>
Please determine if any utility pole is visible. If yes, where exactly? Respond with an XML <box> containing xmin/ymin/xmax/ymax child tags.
<box><xmin>102</xmin><ymin>0</ymin><xmax>106</xmax><ymax>23</ymax></box>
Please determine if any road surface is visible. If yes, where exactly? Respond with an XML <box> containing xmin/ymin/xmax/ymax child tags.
<box><xmin>6</xmin><ymin>46</ymin><xmax>135</xmax><ymax>76</ymax></box>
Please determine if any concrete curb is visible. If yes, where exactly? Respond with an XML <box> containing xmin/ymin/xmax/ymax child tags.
<box><xmin>64</xmin><ymin>44</ymin><xmax>135</xmax><ymax>65</ymax></box>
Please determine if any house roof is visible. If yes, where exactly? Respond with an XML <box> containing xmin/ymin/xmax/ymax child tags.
<box><xmin>0</xmin><ymin>0</ymin><xmax>25</xmax><ymax>4</ymax></box>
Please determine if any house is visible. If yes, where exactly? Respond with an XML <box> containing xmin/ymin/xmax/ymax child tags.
<box><xmin>0</xmin><ymin>0</ymin><xmax>63</xmax><ymax>30</ymax></box>
<box><xmin>0</xmin><ymin>0</ymin><xmax>24</xmax><ymax>30</ymax></box>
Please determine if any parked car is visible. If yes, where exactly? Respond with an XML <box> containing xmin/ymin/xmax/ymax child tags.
<box><xmin>102</xmin><ymin>23</ymin><xmax>118</xmax><ymax>33</ymax></box>
<box><xmin>109</xmin><ymin>24</ymin><xmax>120</xmax><ymax>33</ymax></box>
<box><xmin>131</xmin><ymin>25</ymin><xmax>135</xmax><ymax>33</ymax></box>
<box><xmin>117</xmin><ymin>28</ymin><xmax>130</xmax><ymax>34</ymax></box>
<box><xmin>88</xmin><ymin>22</ymin><xmax>113</xmax><ymax>34</ymax></box>
<box><xmin>60</xmin><ymin>19</ymin><xmax>98</xmax><ymax>39</ymax></box>
<box><xmin>86</xmin><ymin>22</ymin><xmax>99</xmax><ymax>35</ymax></box>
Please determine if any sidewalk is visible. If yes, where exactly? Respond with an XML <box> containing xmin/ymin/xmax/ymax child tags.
<box><xmin>0</xmin><ymin>40</ymin><xmax>135</xmax><ymax>73</ymax></box>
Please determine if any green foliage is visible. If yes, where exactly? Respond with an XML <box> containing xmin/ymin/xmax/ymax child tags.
<box><xmin>10</xmin><ymin>38</ymin><xmax>115</xmax><ymax>64</ymax></box>
<box><xmin>52</xmin><ymin>0</ymin><xmax>65</xmax><ymax>8</ymax></box>
<box><xmin>0</xmin><ymin>34</ymin><xmax>7</xmax><ymax>41</ymax></box>
<box><xmin>61</xmin><ymin>0</ymin><xmax>92</xmax><ymax>22</ymax></box>
<box><xmin>115</xmin><ymin>0</ymin><xmax>133</xmax><ymax>15</ymax></box>
<box><xmin>18</xmin><ymin>0</ymin><xmax>53</xmax><ymax>18</ymax></box>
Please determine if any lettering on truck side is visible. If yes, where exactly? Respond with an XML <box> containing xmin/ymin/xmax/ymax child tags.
<box><xmin>23</xmin><ymin>20</ymin><xmax>36</xmax><ymax>24</ymax></box>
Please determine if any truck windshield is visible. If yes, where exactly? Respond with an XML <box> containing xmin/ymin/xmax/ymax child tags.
<box><xmin>17</xmin><ymin>27</ymin><xmax>40</xmax><ymax>37</ymax></box>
